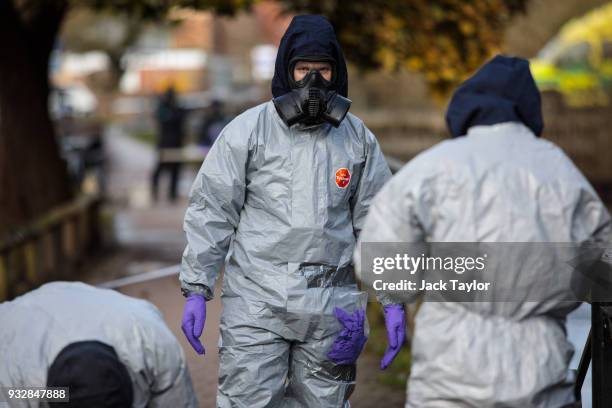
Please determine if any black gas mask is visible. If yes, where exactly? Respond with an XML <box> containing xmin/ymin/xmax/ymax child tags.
<box><xmin>273</xmin><ymin>60</ymin><xmax>351</xmax><ymax>128</ymax></box>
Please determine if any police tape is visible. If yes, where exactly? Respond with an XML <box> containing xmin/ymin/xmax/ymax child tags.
<box><xmin>97</xmin><ymin>264</ymin><xmax>180</xmax><ymax>289</ymax></box>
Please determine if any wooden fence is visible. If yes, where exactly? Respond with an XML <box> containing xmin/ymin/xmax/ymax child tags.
<box><xmin>0</xmin><ymin>194</ymin><xmax>102</xmax><ymax>301</ymax></box>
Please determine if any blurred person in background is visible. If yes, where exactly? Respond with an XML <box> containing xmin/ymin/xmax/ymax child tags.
<box><xmin>0</xmin><ymin>282</ymin><xmax>197</xmax><ymax>407</ymax></box>
<box><xmin>152</xmin><ymin>86</ymin><xmax>186</xmax><ymax>203</ymax></box>
<box><xmin>197</xmin><ymin>99</ymin><xmax>228</xmax><ymax>151</ymax></box>
<box><xmin>356</xmin><ymin>55</ymin><xmax>611</xmax><ymax>407</ymax></box>
<box><xmin>179</xmin><ymin>15</ymin><xmax>391</xmax><ymax>407</ymax></box>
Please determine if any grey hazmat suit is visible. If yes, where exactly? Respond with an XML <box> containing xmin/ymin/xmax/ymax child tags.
<box><xmin>0</xmin><ymin>282</ymin><xmax>197</xmax><ymax>408</ymax></box>
<box><xmin>355</xmin><ymin>56</ymin><xmax>611</xmax><ymax>407</ymax></box>
<box><xmin>179</xmin><ymin>15</ymin><xmax>391</xmax><ymax>407</ymax></box>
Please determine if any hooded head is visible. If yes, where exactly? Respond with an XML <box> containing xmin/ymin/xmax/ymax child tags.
<box><xmin>47</xmin><ymin>341</ymin><xmax>134</xmax><ymax>407</ymax></box>
<box><xmin>445</xmin><ymin>55</ymin><xmax>543</xmax><ymax>138</ymax></box>
<box><xmin>271</xmin><ymin>15</ymin><xmax>348</xmax><ymax>98</ymax></box>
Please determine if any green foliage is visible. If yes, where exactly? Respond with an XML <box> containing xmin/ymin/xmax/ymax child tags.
<box><xmin>280</xmin><ymin>0</ymin><xmax>529</xmax><ymax>98</ymax></box>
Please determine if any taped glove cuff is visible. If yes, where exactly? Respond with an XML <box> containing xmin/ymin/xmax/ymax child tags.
<box><xmin>383</xmin><ymin>303</ymin><xmax>404</xmax><ymax>313</ymax></box>
<box><xmin>180</xmin><ymin>282</ymin><xmax>213</xmax><ymax>300</ymax></box>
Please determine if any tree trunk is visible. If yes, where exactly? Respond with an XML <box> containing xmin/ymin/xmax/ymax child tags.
<box><xmin>0</xmin><ymin>0</ymin><xmax>72</xmax><ymax>236</ymax></box>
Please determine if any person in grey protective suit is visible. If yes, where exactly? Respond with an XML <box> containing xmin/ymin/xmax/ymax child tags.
<box><xmin>0</xmin><ymin>282</ymin><xmax>197</xmax><ymax>408</ymax></box>
<box><xmin>179</xmin><ymin>15</ymin><xmax>391</xmax><ymax>408</ymax></box>
<box><xmin>355</xmin><ymin>55</ymin><xmax>611</xmax><ymax>407</ymax></box>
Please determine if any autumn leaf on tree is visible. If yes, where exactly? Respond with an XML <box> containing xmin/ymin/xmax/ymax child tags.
<box><xmin>280</xmin><ymin>0</ymin><xmax>528</xmax><ymax>98</ymax></box>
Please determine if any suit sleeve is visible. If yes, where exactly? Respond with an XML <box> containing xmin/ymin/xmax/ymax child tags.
<box><xmin>350</xmin><ymin>127</ymin><xmax>392</xmax><ymax>239</ymax></box>
<box><xmin>353</xmin><ymin>160</ymin><xmax>429</xmax><ymax>305</ymax></box>
<box><xmin>576</xmin><ymin>189</ymin><xmax>611</xmax><ymax>244</ymax></box>
<box><xmin>179</xmin><ymin>122</ymin><xmax>249</xmax><ymax>299</ymax></box>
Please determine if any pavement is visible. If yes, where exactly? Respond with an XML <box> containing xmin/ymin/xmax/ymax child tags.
<box><xmin>86</xmin><ymin>125</ymin><xmax>406</xmax><ymax>407</ymax></box>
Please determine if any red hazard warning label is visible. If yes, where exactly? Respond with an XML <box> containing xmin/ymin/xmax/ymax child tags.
<box><xmin>335</xmin><ymin>168</ymin><xmax>351</xmax><ymax>189</ymax></box>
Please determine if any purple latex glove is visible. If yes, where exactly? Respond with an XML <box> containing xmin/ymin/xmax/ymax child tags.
<box><xmin>327</xmin><ymin>307</ymin><xmax>368</xmax><ymax>365</ymax></box>
<box><xmin>181</xmin><ymin>295</ymin><xmax>206</xmax><ymax>355</ymax></box>
<box><xmin>380</xmin><ymin>304</ymin><xmax>406</xmax><ymax>370</ymax></box>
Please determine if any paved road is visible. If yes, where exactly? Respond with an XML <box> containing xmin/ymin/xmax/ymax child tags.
<box><xmin>83</xmin><ymin>126</ymin><xmax>196</xmax><ymax>284</ymax></box>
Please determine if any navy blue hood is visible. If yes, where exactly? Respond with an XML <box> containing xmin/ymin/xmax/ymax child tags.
<box><xmin>271</xmin><ymin>15</ymin><xmax>348</xmax><ymax>98</ymax></box>
<box><xmin>445</xmin><ymin>55</ymin><xmax>543</xmax><ymax>138</ymax></box>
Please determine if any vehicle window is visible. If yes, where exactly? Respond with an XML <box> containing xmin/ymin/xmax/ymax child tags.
<box><xmin>556</xmin><ymin>42</ymin><xmax>591</xmax><ymax>68</ymax></box>
<box><xmin>602</xmin><ymin>41</ymin><xmax>612</xmax><ymax>61</ymax></box>
<box><xmin>537</xmin><ymin>37</ymin><xmax>561</xmax><ymax>61</ymax></box>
